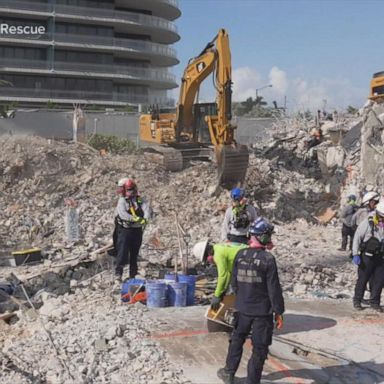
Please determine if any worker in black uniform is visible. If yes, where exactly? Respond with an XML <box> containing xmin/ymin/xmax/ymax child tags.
<box><xmin>217</xmin><ymin>217</ymin><xmax>285</xmax><ymax>384</ymax></box>
<box><xmin>352</xmin><ymin>201</ymin><xmax>384</xmax><ymax>312</ymax></box>
<box><xmin>114</xmin><ymin>179</ymin><xmax>150</xmax><ymax>285</ymax></box>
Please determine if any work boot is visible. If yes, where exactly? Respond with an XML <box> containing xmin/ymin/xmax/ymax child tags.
<box><xmin>112</xmin><ymin>275</ymin><xmax>122</xmax><ymax>292</ymax></box>
<box><xmin>361</xmin><ymin>298</ymin><xmax>371</xmax><ymax>305</ymax></box>
<box><xmin>217</xmin><ymin>367</ymin><xmax>234</xmax><ymax>384</ymax></box>
<box><xmin>353</xmin><ymin>301</ymin><xmax>363</xmax><ymax>311</ymax></box>
<box><xmin>371</xmin><ymin>305</ymin><xmax>384</xmax><ymax>313</ymax></box>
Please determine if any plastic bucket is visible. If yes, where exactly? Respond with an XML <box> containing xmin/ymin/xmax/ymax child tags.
<box><xmin>146</xmin><ymin>281</ymin><xmax>167</xmax><ymax>308</ymax></box>
<box><xmin>167</xmin><ymin>281</ymin><xmax>187</xmax><ymax>307</ymax></box>
<box><xmin>164</xmin><ymin>273</ymin><xmax>177</xmax><ymax>283</ymax></box>
<box><xmin>121</xmin><ymin>278</ymin><xmax>145</xmax><ymax>302</ymax></box>
<box><xmin>178</xmin><ymin>274</ymin><xmax>196</xmax><ymax>306</ymax></box>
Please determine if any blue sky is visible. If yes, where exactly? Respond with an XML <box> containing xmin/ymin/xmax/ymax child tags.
<box><xmin>171</xmin><ymin>0</ymin><xmax>382</xmax><ymax>112</ymax></box>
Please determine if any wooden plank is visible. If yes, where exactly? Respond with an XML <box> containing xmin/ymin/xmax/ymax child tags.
<box><xmin>0</xmin><ymin>312</ymin><xmax>16</xmax><ymax>322</ymax></box>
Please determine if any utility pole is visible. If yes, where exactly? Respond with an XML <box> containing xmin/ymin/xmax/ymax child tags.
<box><xmin>255</xmin><ymin>84</ymin><xmax>273</xmax><ymax>100</ymax></box>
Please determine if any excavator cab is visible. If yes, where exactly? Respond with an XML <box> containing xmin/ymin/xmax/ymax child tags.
<box><xmin>192</xmin><ymin>102</ymin><xmax>216</xmax><ymax>143</ymax></box>
<box><xmin>370</xmin><ymin>71</ymin><xmax>384</xmax><ymax>102</ymax></box>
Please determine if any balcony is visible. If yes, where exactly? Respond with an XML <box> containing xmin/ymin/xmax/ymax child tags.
<box><xmin>0</xmin><ymin>87</ymin><xmax>150</xmax><ymax>106</ymax></box>
<box><xmin>0</xmin><ymin>58</ymin><xmax>178</xmax><ymax>89</ymax></box>
<box><xmin>0</xmin><ymin>32</ymin><xmax>179</xmax><ymax>66</ymax></box>
<box><xmin>0</xmin><ymin>0</ymin><xmax>180</xmax><ymax>44</ymax></box>
<box><xmin>116</xmin><ymin>0</ymin><xmax>181</xmax><ymax>21</ymax></box>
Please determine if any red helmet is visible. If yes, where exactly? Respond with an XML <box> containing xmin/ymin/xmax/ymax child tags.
<box><xmin>124</xmin><ymin>179</ymin><xmax>137</xmax><ymax>192</ymax></box>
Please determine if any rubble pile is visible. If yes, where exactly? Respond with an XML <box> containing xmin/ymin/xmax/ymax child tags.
<box><xmin>0</xmin><ymin>130</ymin><xmax>361</xmax><ymax>294</ymax></box>
<box><xmin>0</xmin><ymin>103</ymin><xmax>381</xmax><ymax>383</ymax></box>
<box><xmin>1</xmin><ymin>281</ymin><xmax>191</xmax><ymax>384</ymax></box>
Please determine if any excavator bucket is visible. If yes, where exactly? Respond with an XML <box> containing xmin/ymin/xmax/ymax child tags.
<box><xmin>216</xmin><ymin>144</ymin><xmax>249</xmax><ymax>188</ymax></box>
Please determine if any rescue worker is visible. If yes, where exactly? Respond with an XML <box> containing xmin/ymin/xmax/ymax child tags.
<box><xmin>338</xmin><ymin>194</ymin><xmax>358</xmax><ymax>251</ymax></box>
<box><xmin>221</xmin><ymin>188</ymin><xmax>257</xmax><ymax>244</ymax></box>
<box><xmin>351</xmin><ymin>191</ymin><xmax>380</xmax><ymax>229</ymax></box>
<box><xmin>350</xmin><ymin>191</ymin><xmax>381</xmax><ymax>303</ymax></box>
<box><xmin>108</xmin><ymin>177</ymin><xmax>129</xmax><ymax>257</ymax></box>
<box><xmin>306</xmin><ymin>127</ymin><xmax>323</xmax><ymax>150</ymax></box>
<box><xmin>114</xmin><ymin>179</ymin><xmax>150</xmax><ymax>283</ymax></box>
<box><xmin>217</xmin><ymin>218</ymin><xmax>285</xmax><ymax>384</ymax></box>
<box><xmin>192</xmin><ymin>240</ymin><xmax>247</xmax><ymax>311</ymax></box>
<box><xmin>352</xmin><ymin>201</ymin><xmax>384</xmax><ymax>312</ymax></box>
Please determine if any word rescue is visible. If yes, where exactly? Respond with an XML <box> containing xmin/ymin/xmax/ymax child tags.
<box><xmin>0</xmin><ymin>23</ymin><xmax>46</xmax><ymax>35</ymax></box>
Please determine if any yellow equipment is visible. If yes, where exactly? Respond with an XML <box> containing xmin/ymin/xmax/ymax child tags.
<box><xmin>140</xmin><ymin>29</ymin><xmax>249</xmax><ymax>187</ymax></box>
<box><xmin>369</xmin><ymin>71</ymin><xmax>384</xmax><ymax>102</ymax></box>
<box><xmin>205</xmin><ymin>294</ymin><xmax>236</xmax><ymax>333</ymax></box>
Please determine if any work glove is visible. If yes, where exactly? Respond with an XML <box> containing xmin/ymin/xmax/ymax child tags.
<box><xmin>352</xmin><ymin>255</ymin><xmax>361</xmax><ymax>266</ymax></box>
<box><xmin>133</xmin><ymin>216</ymin><xmax>147</xmax><ymax>225</ymax></box>
<box><xmin>274</xmin><ymin>314</ymin><xmax>283</xmax><ymax>330</ymax></box>
<box><xmin>210</xmin><ymin>295</ymin><xmax>221</xmax><ymax>311</ymax></box>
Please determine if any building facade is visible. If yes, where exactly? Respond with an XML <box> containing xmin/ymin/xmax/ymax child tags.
<box><xmin>0</xmin><ymin>0</ymin><xmax>180</xmax><ymax>108</ymax></box>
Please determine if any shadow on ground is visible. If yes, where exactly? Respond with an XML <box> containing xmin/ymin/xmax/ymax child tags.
<box><xmin>262</xmin><ymin>361</ymin><xmax>384</xmax><ymax>384</ymax></box>
<box><xmin>276</xmin><ymin>313</ymin><xmax>337</xmax><ymax>335</ymax></box>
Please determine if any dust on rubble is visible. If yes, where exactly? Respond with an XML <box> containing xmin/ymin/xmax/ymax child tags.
<box><xmin>1</xmin><ymin>103</ymin><xmax>382</xmax><ymax>383</ymax></box>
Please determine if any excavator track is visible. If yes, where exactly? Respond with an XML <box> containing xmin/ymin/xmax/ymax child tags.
<box><xmin>142</xmin><ymin>145</ymin><xmax>184</xmax><ymax>172</ymax></box>
<box><xmin>142</xmin><ymin>142</ymin><xmax>249</xmax><ymax>188</ymax></box>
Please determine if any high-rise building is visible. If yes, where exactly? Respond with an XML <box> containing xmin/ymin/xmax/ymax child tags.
<box><xmin>0</xmin><ymin>0</ymin><xmax>180</xmax><ymax>108</ymax></box>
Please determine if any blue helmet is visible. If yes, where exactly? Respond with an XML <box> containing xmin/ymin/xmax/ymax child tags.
<box><xmin>348</xmin><ymin>194</ymin><xmax>357</xmax><ymax>202</ymax></box>
<box><xmin>231</xmin><ymin>188</ymin><xmax>244</xmax><ymax>201</ymax></box>
<box><xmin>248</xmin><ymin>217</ymin><xmax>274</xmax><ymax>237</ymax></box>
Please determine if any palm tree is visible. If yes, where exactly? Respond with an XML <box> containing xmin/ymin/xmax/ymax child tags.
<box><xmin>0</xmin><ymin>79</ymin><xmax>14</xmax><ymax>118</ymax></box>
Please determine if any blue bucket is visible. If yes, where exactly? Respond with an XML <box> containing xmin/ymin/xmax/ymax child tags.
<box><xmin>167</xmin><ymin>281</ymin><xmax>187</xmax><ymax>307</ymax></box>
<box><xmin>146</xmin><ymin>281</ymin><xmax>167</xmax><ymax>308</ymax></box>
<box><xmin>178</xmin><ymin>274</ymin><xmax>196</xmax><ymax>306</ymax></box>
<box><xmin>121</xmin><ymin>278</ymin><xmax>145</xmax><ymax>302</ymax></box>
<box><xmin>164</xmin><ymin>273</ymin><xmax>177</xmax><ymax>283</ymax></box>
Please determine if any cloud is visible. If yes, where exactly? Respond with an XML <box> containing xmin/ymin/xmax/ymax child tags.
<box><xmin>168</xmin><ymin>65</ymin><xmax>367</xmax><ymax>112</ymax></box>
<box><xmin>268</xmin><ymin>66</ymin><xmax>288</xmax><ymax>95</ymax></box>
<box><xmin>232</xmin><ymin>67</ymin><xmax>262</xmax><ymax>101</ymax></box>
<box><xmin>289</xmin><ymin>77</ymin><xmax>365</xmax><ymax>112</ymax></box>
<box><xmin>232</xmin><ymin>65</ymin><xmax>366</xmax><ymax>111</ymax></box>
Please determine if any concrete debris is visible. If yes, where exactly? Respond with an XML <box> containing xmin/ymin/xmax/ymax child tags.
<box><xmin>0</xmin><ymin>104</ymin><xmax>383</xmax><ymax>383</ymax></box>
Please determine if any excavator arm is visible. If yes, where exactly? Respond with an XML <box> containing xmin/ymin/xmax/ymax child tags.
<box><xmin>175</xmin><ymin>29</ymin><xmax>249</xmax><ymax>186</ymax></box>
<box><xmin>139</xmin><ymin>29</ymin><xmax>249</xmax><ymax>187</ymax></box>
<box><xmin>175</xmin><ymin>41</ymin><xmax>217</xmax><ymax>140</ymax></box>
<box><xmin>175</xmin><ymin>29</ymin><xmax>235</xmax><ymax>145</ymax></box>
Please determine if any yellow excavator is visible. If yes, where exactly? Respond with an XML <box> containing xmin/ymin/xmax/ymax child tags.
<box><xmin>369</xmin><ymin>71</ymin><xmax>384</xmax><ymax>102</ymax></box>
<box><xmin>139</xmin><ymin>29</ymin><xmax>249</xmax><ymax>187</ymax></box>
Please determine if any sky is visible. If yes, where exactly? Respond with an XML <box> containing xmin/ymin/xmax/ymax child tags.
<box><xmin>171</xmin><ymin>0</ymin><xmax>383</xmax><ymax>113</ymax></box>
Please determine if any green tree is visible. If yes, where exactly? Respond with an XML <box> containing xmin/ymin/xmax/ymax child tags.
<box><xmin>233</xmin><ymin>96</ymin><xmax>271</xmax><ymax>117</ymax></box>
<box><xmin>254</xmin><ymin>95</ymin><xmax>267</xmax><ymax>107</ymax></box>
<box><xmin>0</xmin><ymin>80</ymin><xmax>14</xmax><ymax>118</ymax></box>
<box><xmin>347</xmin><ymin>105</ymin><xmax>358</xmax><ymax>115</ymax></box>
<box><xmin>240</xmin><ymin>97</ymin><xmax>255</xmax><ymax>114</ymax></box>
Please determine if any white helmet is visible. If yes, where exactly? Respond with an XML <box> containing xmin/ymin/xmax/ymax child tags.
<box><xmin>362</xmin><ymin>191</ymin><xmax>380</xmax><ymax>206</ymax></box>
<box><xmin>117</xmin><ymin>178</ymin><xmax>129</xmax><ymax>187</ymax></box>
<box><xmin>192</xmin><ymin>239</ymin><xmax>209</xmax><ymax>262</ymax></box>
<box><xmin>376</xmin><ymin>201</ymin><xmax>384</xmax><ymax>216</ymax></box>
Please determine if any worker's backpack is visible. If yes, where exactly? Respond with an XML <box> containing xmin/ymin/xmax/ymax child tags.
<box><xmin>233</xmin><ymin>206</ymin><xmax>250</xmax><ymax>229</ymax></box>
<box><xmin>360</xmin><ymin>218</ymin><xmax>382</xmax><ymax>257</ymax></box>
